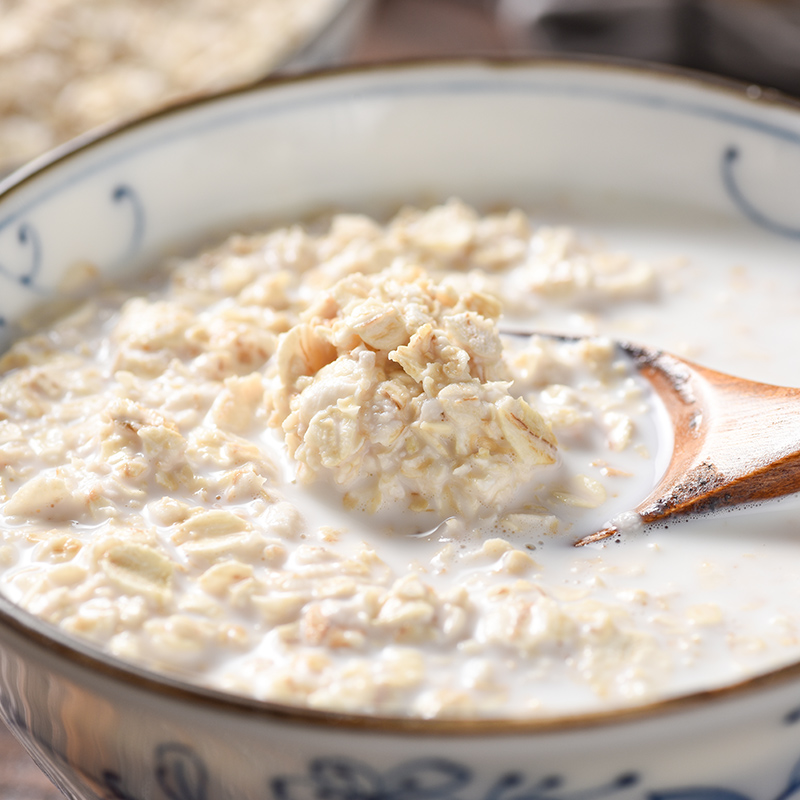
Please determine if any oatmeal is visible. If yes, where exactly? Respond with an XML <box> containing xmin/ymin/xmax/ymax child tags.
<box><xmin>271</xmin><ymin>264</ymin><xmax>557</xmax><ymax>517</ymax></box>
<box><xmin>0</xmin><ymin>0</ymin><xmax>338</xmax><ymax>172</ymax></box>
<box><xmin>2</xmin><ymin>199</ymin><xmax>796</xmax><ymax>719</ymax></box>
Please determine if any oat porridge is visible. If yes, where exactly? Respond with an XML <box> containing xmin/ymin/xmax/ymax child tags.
<box><xmin>0</xmin><ymin>0</ymin><xmax>339</xmax><ymax>172</ymax></box>
<box><xmin>1</xmin><ymin>199</ymin><xmax>800</xmax><ymax>719</ymax></box>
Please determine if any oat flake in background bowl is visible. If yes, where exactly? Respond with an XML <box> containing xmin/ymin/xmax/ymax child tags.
<box><xmin>0</xmin><ymin>0</ymin><xmax>371</xmax><ymax>174</ymax></box>
<box><xmin>3</xmin><ymin>59</ymin><xmax>800</xmax><ymax>800</ymax></box>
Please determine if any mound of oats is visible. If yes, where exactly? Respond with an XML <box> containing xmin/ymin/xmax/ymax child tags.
<box><xmin>271</xmin><ymin>264</ymin><xmax>558</xmax><ymax>517</ymax></box>
<box><xmin>0</xmin><ymin>200</ymin><xmax>677</xmax><ymax>718</ymax></box>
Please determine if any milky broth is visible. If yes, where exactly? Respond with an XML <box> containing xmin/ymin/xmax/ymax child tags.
<box><xmin>524</xmin><ymin>198</ymin><xmax>800</xmax><ymax>387</ymax></box>
<box><xmin>1</xmin><ymin>198</ymin><xmax>800</xmax><ymax>719</ymax></box>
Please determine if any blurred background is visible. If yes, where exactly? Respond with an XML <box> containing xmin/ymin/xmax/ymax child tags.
<box><xmin>2</xmin><ymin>0</ymin><xmax>800</xmax><ymax>176</ymax></box>
<box><xmin>361</xmin><ymin>0</ymin><xmax>800</xmax><ymax>98</ymax></box>
<box><xmin>1</xmin><ymin>0</ymin><xmax>799</xmax><ymax>795</ymax></box>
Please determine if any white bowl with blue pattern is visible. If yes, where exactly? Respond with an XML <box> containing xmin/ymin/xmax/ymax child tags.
<box><xmin>2</xmin><ymin>59</ymin><xmax>800</xmax><ymax>800</ymax></box>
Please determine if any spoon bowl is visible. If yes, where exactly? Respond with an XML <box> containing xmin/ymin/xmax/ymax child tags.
<box><xmin>562</xmin><ymin>338</ymin><xmax>800</xmax><ymax>544</ymax></box>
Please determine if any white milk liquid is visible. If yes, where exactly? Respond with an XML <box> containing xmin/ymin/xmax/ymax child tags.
<box><xmin>3</xmin><ymin>197</ymin><xmax>800</xmax><ymax>718</ymax></box>
<box><xmin>207</xmin><ymin>201</ymin><xmax>800</xmax><ymax>714</ymax></box>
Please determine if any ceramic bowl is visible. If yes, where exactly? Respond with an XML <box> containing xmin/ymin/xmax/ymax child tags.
<box><xmin>2</xmin><ymin>60</ymin><xmax>800</xmax><ymax>800</ymax></box>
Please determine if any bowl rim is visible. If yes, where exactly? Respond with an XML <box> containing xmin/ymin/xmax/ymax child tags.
<box><xmin>3</xmin><ymin>50</ymin><xmax>799</xmax><ymax>195</ymax></box>
<box><xmin>2</xmin><ymin>55</ymin><xmax>800</xmax><ymax>736</ymax></box>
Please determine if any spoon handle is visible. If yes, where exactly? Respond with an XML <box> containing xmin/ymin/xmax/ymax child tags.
<box><xmin>579</xmin><ymin>346</ymin><xmax>800</xmax><ymax>545</ymax></box>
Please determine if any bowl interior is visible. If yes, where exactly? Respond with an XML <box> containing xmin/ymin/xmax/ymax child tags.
<box><xmin>2</xmin><ymin>60</ymin><xmax>800</xmax><ymax>727</ymax></box>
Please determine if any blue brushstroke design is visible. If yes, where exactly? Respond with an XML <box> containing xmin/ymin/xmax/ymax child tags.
<box><xmin>155</xmin><ymin>743</ymin><xmax>208</xmax><ymax>800</ymax></box>
<box><xmin>271</xmin><ymin>756</ymin><xmax>473</xmax><ymax>800</ymax></box>
<box><xmin>270</xmin><ymin>755</ymin><xmax>640</xmax><ymax>800</ymax></box>
<box><xmin>722</xmin><ymin>146</ymin><xmax>800</xmax><ymax>240</ymax></box>
<box><xmin>0</xmin><ymin>221</ymin><xmax>44</xmax><ymax>292</ymax></box>
<box><xmin>112</xmin><ymin>183</ymin><xmax>145</xmax><ymax>261</ymax></box>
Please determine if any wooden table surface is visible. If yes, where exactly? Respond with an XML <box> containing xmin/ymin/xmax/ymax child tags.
<box><xmin>0</xmin><ymin>2</ymin><xmax>503</xmax><ymax>797</ymax></box>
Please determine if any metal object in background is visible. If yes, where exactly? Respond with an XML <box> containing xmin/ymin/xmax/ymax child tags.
<box><xmin>496</xmin><ymin>0</ymin><xmax>800</xmax><ymax>97</ymax></box>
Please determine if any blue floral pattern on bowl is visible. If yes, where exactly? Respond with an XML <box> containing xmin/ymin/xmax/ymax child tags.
<box><xmin>0</xmin><ymin>181</ymin><xmax>144</xmax><ymax>331</ymax></box>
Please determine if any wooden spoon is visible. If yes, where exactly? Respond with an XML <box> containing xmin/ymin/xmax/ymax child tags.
<box><xmin>568</xmin><ymin>339</ymin><xmax>800</xmax><ymax>546</ymax></box>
